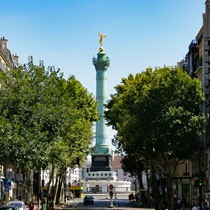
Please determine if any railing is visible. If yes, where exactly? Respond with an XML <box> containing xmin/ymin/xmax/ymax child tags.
<box><xmin>189</xmin><ymin>40</ymin><xmax>197</xmax><ymax>51</ymax></box>
<box><xmin>195</xmin><ymin>58</ymin><xmax>202</xmax><ymax>70</ymax></box>
<box><xmin>183</xmin><ymin>172</ymin><xmax>190</xmax><ymax>176</ymax></box>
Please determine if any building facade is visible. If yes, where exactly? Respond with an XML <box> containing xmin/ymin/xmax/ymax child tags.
<box><xmin>0</xmin><ymin>36</ymin><xmax>20</xmax><ymax>203</ymax></box>
<box><xmin>177</xmin><ymin>0</ymin><xmax>210</xmax><ymax>206</ymax></box>
<box><xmin>0</xmin><ymin>36</ymin><xmax>19</xmax><ymax>72</ymax></box>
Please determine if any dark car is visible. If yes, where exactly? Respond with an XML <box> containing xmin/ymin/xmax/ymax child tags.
<box><xmin>0</xmin><ymin>206</ymin><xmax>19</xmax><ymax>210</ymax></box>
<box><xmin>83</xmin><ymin>195</ymin><xmax>94</xmax><ymax>205</ymax></box>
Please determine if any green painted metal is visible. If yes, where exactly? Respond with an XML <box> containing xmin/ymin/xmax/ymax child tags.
<box><xmin>93</xmin><ymin>50</ymin><xmax>110</xmax><ymax>154</ymax></box>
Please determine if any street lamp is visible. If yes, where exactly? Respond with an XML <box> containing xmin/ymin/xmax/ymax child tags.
<box><xmin>0</xmin><ymin>165</ymin><xmax>3</xmax><ymax>205</ymax></box>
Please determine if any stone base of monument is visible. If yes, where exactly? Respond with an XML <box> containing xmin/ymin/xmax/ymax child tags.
<box><xmin>85</xmin><ymin>170</ymin><xmax>117</xmax><ymax>181</ymax></box>
<box><xmin>82</xmin><ymin>179</ymin><xmax>131</xmax><ymax>194</ymax></box>
<box><xmin>90</xmin><ymin>153</ymin><xmax>113</xmax><ymax>172</ymax></box>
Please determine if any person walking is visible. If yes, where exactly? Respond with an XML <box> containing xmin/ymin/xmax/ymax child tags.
<box><xmin>191</xmin><ymin>204</ymin><xmax>198</xmax><ymax>210</ymax></box>
<box><xmin>41</xmin><ymin>200</ymin><xmax>47</xmax><ymax>210</ymax></box>
<box><xmin>29</xmin><ymin>201</ymin><xmax>34</xmax><ymax>210</ymax></box>
<box><xmin>205</xmin><ymin>201</ymin><xmax>209</xmax><ymax>210</ymax></box>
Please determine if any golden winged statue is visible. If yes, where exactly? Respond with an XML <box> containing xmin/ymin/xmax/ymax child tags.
<box><xmin>98</xmin><ymin>32</ymin><xmax>106</xmax><ymax>46</ymax></box>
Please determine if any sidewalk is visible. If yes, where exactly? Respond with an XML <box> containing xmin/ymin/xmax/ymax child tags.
<box><xmin>54</xmin><ymin>200</ymin><xmax>74</xmax><ymax>210</ymax></box>
<box><xmin>33</xmin><ymin>200</ymin><xmax>75</xmax><ymax>210</ymax></box>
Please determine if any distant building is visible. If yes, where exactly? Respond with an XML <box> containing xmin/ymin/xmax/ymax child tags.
<box><xmin>0</xmin><ymin>36</ymin><xmax>19</xmax><ymax>72</ymax></box>
<box><xmin>0</xmin><ymin>36</ymin><xmax>19</xmax><ymax>202</ymax></box>
<box><xmin>66</xmin><ymin>167</ymin><xmax>81</xmax><ymax>185</ymax></box>
<box><xmin>112</xmin><ymin>156</ymin><xmax>132</xmax><ymax>181</ymax></box>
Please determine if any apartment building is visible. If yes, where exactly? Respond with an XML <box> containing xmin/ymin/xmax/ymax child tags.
<box><xmin>0</xmin><ymin>36</ymin><xmax>19</xmax><ymax>72</ymax></box>
<box><xmin>0</xmin><ymin>36</ymin><xmax>20</xmax><ymax>202</ymax></box>
<box><xmin>177</xmin><ymin>0</ymin><xmax>210</xmax><ymax>205</ymax></box>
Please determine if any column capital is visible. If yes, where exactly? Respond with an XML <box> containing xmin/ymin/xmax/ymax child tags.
<box><xmin>93</xmin><ymin>51</ymin><xmax>110</xmax><ymax>71</ymax></box>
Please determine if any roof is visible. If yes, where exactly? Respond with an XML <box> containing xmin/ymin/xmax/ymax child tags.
<box><xmin>112</xmin><ymin>156</ymin><xmax>123</xmax><ymax>169</ymax></box>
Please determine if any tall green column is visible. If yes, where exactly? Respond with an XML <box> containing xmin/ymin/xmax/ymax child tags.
<box><xmin>90</xmin><ymin>34</ymin><xmax>113</xmax><ymax>172</ymax></box>
<box><xmin>92</xmin><ymin>47</ymin><xmax>110</xmax><ymax>154</ymax></box>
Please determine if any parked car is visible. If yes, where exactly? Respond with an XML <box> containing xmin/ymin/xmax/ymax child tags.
<box><xmin>0</xmin><ymin>206</ymin><xmax>19</xmax><ymax>210</ymax></box>
<box><xmin>7</xmin><ymin>201</ymin><xmax>26</xmax><ymax>210</ymax></box>
<box><xmin>83</xmin><ymin>195</ymin><xmax>94</xmax><ymax>205</ymax></box>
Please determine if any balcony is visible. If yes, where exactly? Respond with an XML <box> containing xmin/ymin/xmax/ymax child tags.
<box><xmin>183</xmin><ymin>172</ymin><xmax>190</xmax><ymax>176</ymax></box>
<box><xmin>195</xmin><ymin>58</ymin><xmax>202</xmax><ymax>70</ymax></box>
<box><xmin>189</xmin><ymin>40</ymin><xmax>197</xmax><ymax>51</ymax></box>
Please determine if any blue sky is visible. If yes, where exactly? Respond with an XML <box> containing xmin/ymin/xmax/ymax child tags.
<box><xmin>0</xmin><ymin>0</ymin><xmax>206</xmax><ymax>146</ymax></box>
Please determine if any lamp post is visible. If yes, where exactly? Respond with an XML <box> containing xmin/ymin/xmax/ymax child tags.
<box><xmin>0</xmin><ymin>165</ymin><xmax>3</xmax><ymax>204</ymax></box>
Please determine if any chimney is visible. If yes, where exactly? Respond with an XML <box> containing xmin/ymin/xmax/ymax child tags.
<box><xmin>0</xmin><ymin>36</ymin><xmax>8</xmax><ymax>50</ymax></box>
<box><xmin>206</xmin><ymin>0</ymin><xmax>210</xmax><ymax>14</ymax></box>
<box><xmin>13</xmin><ymin>54</ymin><xmax>19</xmax><ymax>68</ymax></box>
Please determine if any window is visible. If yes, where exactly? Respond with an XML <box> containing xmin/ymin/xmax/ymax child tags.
<box><xmin>184</xmin><ymin>162</ymin><xmax>189</xmax><ymax>173</ymax></box>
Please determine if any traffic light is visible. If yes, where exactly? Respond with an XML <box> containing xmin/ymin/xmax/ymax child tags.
<box><xmin>198</xmin><ymin>180</ymin><xmax>203</xmax><ymax>186</ymax></box>
<box><xmin>194</xmin><ymin>179</ymin><xmax>199</xmax><ymax>187</ymax></box>
<box><xmin>194</xmin><ymin>179</ymin><xmax>203</xmax><ymax>187</ymax></box>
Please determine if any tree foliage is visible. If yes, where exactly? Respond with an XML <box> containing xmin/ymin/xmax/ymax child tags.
<box><xmin>105</xmin><ymin>66</ymin><xmax>206</xmax><ymax>209</ymax></box>
<box><xmin>0</xmin><ymin>60</ymin><xmax>99</xmax><ymax>171</ymax></box>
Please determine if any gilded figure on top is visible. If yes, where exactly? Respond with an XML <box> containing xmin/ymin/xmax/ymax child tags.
<box><xmin>98</xmin><ymin>32</ymin><xmax>106</xmax><ymax>46</ymax></box>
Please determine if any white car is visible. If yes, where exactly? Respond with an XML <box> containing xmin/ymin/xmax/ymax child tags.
<box><xmin>7</xmin><ymin>201</ymin><xmax>26</xmax><ymax>210</ymax></box>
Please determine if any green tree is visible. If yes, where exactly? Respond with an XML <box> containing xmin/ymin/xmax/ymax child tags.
<box><xmin>0</xmin><ymin>60</ymin><xmax>99</xmax><ymax>201</ymax></box>
<box><xmin>105</xmin><ymin>66</ymin><xmax>206</xmax><ymax>210</ymax></box>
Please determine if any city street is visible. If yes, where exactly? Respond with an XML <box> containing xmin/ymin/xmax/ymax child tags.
<box><xmin>1</xmin><ymin>1</ymin><xmax>208</xmax><ymax>209</ymax></box>
<box><xmin>57</xmin><ymin>194</ymin><xmax>152</xmax><ymax>210</ymax></box>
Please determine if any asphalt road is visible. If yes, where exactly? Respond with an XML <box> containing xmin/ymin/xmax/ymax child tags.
<box><xmin>59</xmin><ymin>194</ymin><xmax>151</xmax><ymax>210</ymax></box>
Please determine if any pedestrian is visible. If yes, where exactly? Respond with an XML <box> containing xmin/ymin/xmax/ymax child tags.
<box><xmin>130</xmin><ymin>192</ymin><xmax>134</xmax><ymax>201</ymax></box>
<box><xmin>159</xmin><ymin>197</ymin><xmax>165</xmax><ymax>210</ymax></box>
<box><xmin>29</xmin><ymin>201</ymin><xmax>34</xmax><ymax>210</ymax></box>
<box><xmin>191</xmin><ymin>204</ymin><xmax>198</xmax><ymax>210</ymax></box>
<box><xmin>181</xmin><ymin>203</ymin><xmax>186</xmax><ymax>210</ymax></box>
<box><xmin>205</xmin><ymin>201</ymin><xmax>209</xmax><ymax>210</ymax></box>
<box><xmin>41</xmin><ymin>200</ymin><xmax>47</xmax><ymax>210</ymax></box>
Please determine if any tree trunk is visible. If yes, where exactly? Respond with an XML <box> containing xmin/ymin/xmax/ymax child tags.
<box><xmin>46</xmin><ymin>163</ymin><xmax>55</xmax><ymax>209</ymax></box>
<box><xmin>137</xmin><ymin>171</ymin><xmax>145</xmax><ymax>204</ymax></box>
<box><xmin>165</xmin><ymin>174</ymin><xmax>175</xmax><ymax>210</ymax></box>
<box><xmin>150</xmin><ymin>162</ymin><xmax>160</xmax><ymax>210</ymax></box>
<box><xmin>46</xmin><ymin>163</ymin><xmax>55</xmax><ymax>198</ymax></box>
<box><xmin>33</xmin><ymin>170</ymin><xmax>41</xmax><ymax>202</ymax></box>
<box><xmin>146</xmin><ymin>171</ymin><xmax>151</xmax><ymax>207</ymax></box>
<box><xmin>55</xmin><ymin>173</ymin><xmax>63</xmax><ymax>204</ymax></box>
<box><xmin>25</xmin><ymin>170</ymin><xmax>33</xmax><ymax>204</ymax></box>
<box><xmin>54</xmin><ymin>173</ymin><xmax>59</xmax><ymax>204</ymax></box>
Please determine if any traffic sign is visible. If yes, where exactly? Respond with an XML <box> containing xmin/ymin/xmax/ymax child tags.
<box><xmin>16</xmin><ymin>174</ymin><xmax>23</xmax><ymax>181</ymax></box>
<box><xmin>109</xmin><ymin>184</ymin><xmax>114</xmax><ymax>190</ymax></box>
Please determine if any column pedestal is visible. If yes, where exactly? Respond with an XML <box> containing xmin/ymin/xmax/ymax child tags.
<box><xmin>90</xmin><ymin>154</ymin><xmax>113</xmax><ymax>172</ymax></box>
